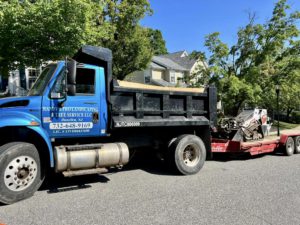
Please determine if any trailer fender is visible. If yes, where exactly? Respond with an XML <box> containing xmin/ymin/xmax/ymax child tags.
<box><xmin>0</xmin><ymin>113</ymin><xmax>54</xmax><ymax>167</ymax></box>
<box><xmin>279</xmin><ymin>133</ymin><xmax>298</xmax><ymax>145</ymax></box>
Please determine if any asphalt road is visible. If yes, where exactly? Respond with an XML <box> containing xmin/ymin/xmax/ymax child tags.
<box><xmin>0</xmin><ymin>152</ymin><xmax>300</xmax><ymax>225</ymax></box>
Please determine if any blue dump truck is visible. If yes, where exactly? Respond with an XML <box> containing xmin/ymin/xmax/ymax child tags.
<box><xmin>0</xmin><ymin>46</ymin><xmax>217</xmax><ymax>204</ymax></box>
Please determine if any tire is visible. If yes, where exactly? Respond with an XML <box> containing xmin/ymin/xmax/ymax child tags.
<box><xmin>294</xmin><ymin>136</ymin><xmax>300</xmax><ymax>154</ymax></box>
<box><xmin>0</xmin><ymin>142</ymin><xmax>44</xmax><ymax>204</ymax></box>
<box><xmin>168</xmin><ymin>135</ymin><xmax>206</xmax><ymax>175</ymax></box>
<box><xmin>285</xmin><ymin>137</ymin><xmax>295</xmax><ymax>156</ymax></box>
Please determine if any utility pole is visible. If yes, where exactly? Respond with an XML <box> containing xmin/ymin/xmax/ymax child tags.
<box><xmin>276</xmin><ymin>83</ymin><xmax>280</xmax><ymax>137</ymax></box>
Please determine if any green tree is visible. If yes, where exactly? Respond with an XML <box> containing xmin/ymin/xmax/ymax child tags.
<box><xmin>203</xmin><ymin>0</ymin><xmax>300</xmax><ymax>116</ymax></box>
<box><xmin>271</xmin><ymin>40</ymin><xmax>300</xmax><ymax>120</ymax></box>
<box><xmin>146</xmin><ymin>28</ymin><xmax>168</xmax><ymax>55</ymax></box>
<box><xmin>0</xmin><ymin>0</ymin><xmax>107</xmax><ymax>77</ymax></box>
<box><xmin>0</xmin><ymin>0</ymin><xmax>163</xmax><ymax>81</ymax></box>
<box><xmin>101</xmin><ymin>0</ymin><xmax>153</xmax><ymax>79</ymax></box>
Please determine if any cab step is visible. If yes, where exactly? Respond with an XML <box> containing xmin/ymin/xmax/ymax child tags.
<box><xmin>62</xmin><ymin>168</ymin><xmax>108</xmax><ymax>177</ymax></box>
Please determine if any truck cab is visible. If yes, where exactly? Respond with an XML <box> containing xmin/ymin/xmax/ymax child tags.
<box><xmin>38</xmin><ymin>61</ymin><xmax>108</xmax><ymax>138</ymax></box>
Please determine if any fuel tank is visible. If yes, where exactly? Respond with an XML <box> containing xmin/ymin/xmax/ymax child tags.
<box><xmin>54</xmin><ymin>143</ymin><xmax>129</xmax><ymax>172</ymax></box>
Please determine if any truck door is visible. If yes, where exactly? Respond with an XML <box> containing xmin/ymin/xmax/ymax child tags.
<box><xmin>42</xmin><ymin>65</ymin><xmax>106</xmax><ymax>138</ymax></box>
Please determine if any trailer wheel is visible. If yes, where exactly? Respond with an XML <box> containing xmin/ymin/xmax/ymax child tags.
<box><xmin>168</xmin><ymin>135</ymin><xmax>206</xmax><ymax>175</ymax></box>
<box><xmin>294</xmin><ymin>136</ymin><xmax>300</xmax><ymax>154</ymax></box>
<box><xmin>0</xmin><ymin>142</ymin><xmax>44</xmax><ymax>204</ymax></box>
<box><xmin>285</xmin><ymin>137</ymin><xmax>295</xmax><ymax>156</ymax></box>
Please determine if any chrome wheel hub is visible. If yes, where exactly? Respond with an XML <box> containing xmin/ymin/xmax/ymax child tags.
<box><xmin>183</xmin><ymin>144</ymin><xmax>200</xmax><ymax>167</ymax></box>
<box><xmin>4</xmin><ymin>156</ymin><xmax>37</xmax><ymax>192</ymax></box>
<box><xmin>287</xmin><ymin>142</ymin><xmax>294</xmax><ymax>154</ymax></box>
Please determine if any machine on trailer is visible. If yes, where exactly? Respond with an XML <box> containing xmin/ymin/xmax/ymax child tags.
<box><xmin>218</xmin><ymin>109</ymin><xmax>271</xmax><ymax>142</ymax></box>
<box><xmin>213</xmin><ymin>109</ymin><xmax>299</xmax><ymax>156</ymax></box>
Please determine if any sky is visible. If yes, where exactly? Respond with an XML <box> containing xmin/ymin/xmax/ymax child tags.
<box><xmin>141</xmin><ymin>0</ymin><xmax>300</xmax><ymax>53</ymax></box>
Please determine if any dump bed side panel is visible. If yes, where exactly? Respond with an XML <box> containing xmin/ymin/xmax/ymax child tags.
<box><xmin>110</xmin><ymin>80</ymin><xmax>217</xmax><ymax>129</ymax></box>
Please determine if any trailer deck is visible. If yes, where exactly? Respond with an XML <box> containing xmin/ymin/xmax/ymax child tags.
<box><xmin>211</xmin><ymin>131</ymin><xmax>300</xmax><ymax>156</ymax></box>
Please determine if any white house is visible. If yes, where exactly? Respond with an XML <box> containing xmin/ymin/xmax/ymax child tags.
<box><xmin>0</xmin><ymin>65</ymin><xmax>45</xmax><ymax>96</ymax></box>
<box><xmin>127</xmin><ymin>51</ymin><xmax>207</xmax><ymax>87</ymax></box>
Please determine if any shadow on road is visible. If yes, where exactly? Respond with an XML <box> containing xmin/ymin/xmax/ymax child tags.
<box><xmin>40</xmin><ymin>173</ymin><xmax>110</xmax><ymax>194</ymax></box>
<box><xmin>121</xmin><ymin>151</ymin><xmax>176</xmax><ymax>176</ymax></box>
<box><xmin>39</xmin><ymin>150</ymin><xmax>286</xmax><ymax>195</ymax></box>
<box><xmin>212</xmin><ymin>150</ymin><xmax>287</xmax><ymax>162</ymax></box>
<box><xmin>212</xmin><ymin>152</ymin><xmax>263</xmax><ymax>162</ymax></box>
<box><xmin>37</xmin><ymin>151</ymin><xmax>171</xmax><ymax>195</ymax></box>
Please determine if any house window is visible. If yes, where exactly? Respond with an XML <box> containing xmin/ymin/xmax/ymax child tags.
<box><xmin>170</xmin><ymin>71</ymin><xmax>176</xmax><ymax>83</ymax></box>
<box><xmin>28</xmin><ymin>69</ymin><xmax>37</xmax><ymax>77</ymax></box>
<box><xmin>27</xmin><ymin>68</ymin><xmax>39</xmax><ymax>89</ymax></box>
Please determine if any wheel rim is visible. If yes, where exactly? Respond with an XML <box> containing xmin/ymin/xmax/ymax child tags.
<box><xmin>182</xmin><ymin>144</ymin><xmax>200</xmax><ymax>167</ymax></box>
<box><xmin>286</xmin><ymin>139</ymin><xmax>294</xmax><ymax>154</ymax></box>
<box><xmin>296</xmin><ymin>137</ymin><xmax>300</xmax><ymax>152</ymax></box>
<box><xmin>4</xmin><ymin>156</ymin><xmax>38</xmax><ymax>192</ymax></box>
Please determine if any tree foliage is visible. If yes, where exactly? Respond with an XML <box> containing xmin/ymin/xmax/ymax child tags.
<box><xmin>186</xmin><ymin>51</ymin><xmax>209</xmax><ymax>87</ymax></box>
<box><xmin>100</xmin><ymin>0</ymin><xmax>153</xmax><ymax>79</ymax></box>
<box><xmin>204</xmin><ymin>0</ymin><xmax>300</xmax><ymax>117</ymax></box>
<box><xmin>146</xmin><ymin>28</ymin><xmax>168</xmax><ymax>55</ymax></box>
<box><xmin>0</xmin><ymin>0</ymin><xmax>106</xmax><ymax>77</ymax></box>
<box><xmin>0</xmin><ymin>0</ymin><xmax>161</xmax><ymax>81</ymax></box>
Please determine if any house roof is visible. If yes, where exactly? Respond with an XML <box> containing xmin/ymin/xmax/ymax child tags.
<box><xmin>149</xmin><ymin>62</ymin><xmax>166</xmax><ymax>70</ymax></box>
<box><xmin>163</xmin><ymin>51</ymin><xmax>188</xmax><ymax>58</ymax></box>
<box><xmin>152</xmin><ymin>56</ymin><xmax>188</xmax><ymax>71</ymax></box>
<box><xmin>159</xmin><ymin>51</ymin><xmax>197</xmax><ymax>71</ymax></box>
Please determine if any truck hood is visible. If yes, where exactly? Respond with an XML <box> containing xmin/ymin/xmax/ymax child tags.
<box><xmin>0</xmin><ymin>96</ymin><xmax>42</xmax><ymax>118</ymax></box>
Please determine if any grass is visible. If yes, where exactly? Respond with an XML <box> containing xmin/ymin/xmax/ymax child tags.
<box><xmin>274</xmin><ymin>121</ymin><xmax>299</xmax><ymax>129</ymax></box>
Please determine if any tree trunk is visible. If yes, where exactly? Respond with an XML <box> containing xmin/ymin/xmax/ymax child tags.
<box><xmin>0</xmin><ymin>65</ymin><xmax>9</xmax><ymax>91</ymax></box>
<box><xmin>19</xmin><ymin>65</ymin><xmax>27</xmax><ymax>90</ymax></box>
<box><xmin>286</xmin><ymin>108</ymin><xmax>293</xmax><ymax>122</ymax></box>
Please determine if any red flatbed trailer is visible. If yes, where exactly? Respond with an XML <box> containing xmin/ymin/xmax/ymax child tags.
<box><xmin>211</xmin><ymin>132</ymin><xmax>300</xmax><ymax>156</ymax></box>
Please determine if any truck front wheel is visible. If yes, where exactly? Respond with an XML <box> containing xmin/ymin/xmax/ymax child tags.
<box><xmin>168</xmin><ymin>135</ymin><xmax>206</xmax><ymax>175</ymax></box>
<box><xmin>0</xmin><ymin>142</ymin><xmax>44</xmax><ymax>204</ymax></box>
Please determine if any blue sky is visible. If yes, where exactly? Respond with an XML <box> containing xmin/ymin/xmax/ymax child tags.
<box><xmin>141</xmin><ymin>0</ymin><xmax>300</xmax><ymax>53</ymax></box>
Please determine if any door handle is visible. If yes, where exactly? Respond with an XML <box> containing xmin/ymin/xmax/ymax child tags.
<box><xmin>84</xmin><ymin>102</ymin><xmax>97</xmax><ymax>105</ymax></box>
<box><xmin>92</xmin><ymin>112</ymin><xmax>99</xmax><ymax>124</ymax></box>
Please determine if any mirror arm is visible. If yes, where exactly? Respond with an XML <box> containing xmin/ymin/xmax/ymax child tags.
<box><xmin>58</xmin><ymin>101</ymin><xmax>65</xmax><ymax>108</ymax></box>
<box><xmin>65</xmin><ymin>57</ymin><xmax>69</xmax><ymax>93</ymax></box>
<box><xmin>57</xmin><ymin>58</ymin><xmax>69</xmax><ymax>108</ymax></box>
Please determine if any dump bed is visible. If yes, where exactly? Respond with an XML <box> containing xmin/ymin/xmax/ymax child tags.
<box><xmin>73</xmin><ymin>45</ymin><xmax>218</xmax><ymax>129</ymax></box>
<box><xmin>110</xmin><ymin>80</ymin><xmax>217</xmax><ymax>128</ymax></box>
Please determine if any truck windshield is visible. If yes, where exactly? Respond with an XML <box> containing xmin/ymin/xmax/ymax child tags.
<box><xmin>27</xmin><ymin>65</ymin><xmax>57</xmax><ymax>96</ymax></box>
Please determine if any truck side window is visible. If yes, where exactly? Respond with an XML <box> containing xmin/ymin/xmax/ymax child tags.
<box><xmin>50</xmin><ymin>68</ymin><xmax>66</xmax><ymax>99</ymax></box>
<box><xmin>75</xmin><ymin>68</ymin><xmax>95</xmax><ymax>95</ymax></box>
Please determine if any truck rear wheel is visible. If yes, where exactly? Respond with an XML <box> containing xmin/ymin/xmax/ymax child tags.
<box><xmin>285</xmin><ymin>137</ymin><xmax>295</xmax><ymax>156</ymax></box>
<box><xmin>0</xmin><ymin>142</ymin><xmax>44</xmax><ymax>204</ymax></box>
<box><xmin>168</xmin><ymin>135</ymin><xmax>206</xmax><ymax>175</ymax></box>
<box><xmin>294</xmin><ymin>136</ymin><xmax>300</xmax><ymax>154</ymax></box>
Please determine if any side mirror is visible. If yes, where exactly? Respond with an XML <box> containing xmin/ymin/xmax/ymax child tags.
<box><xmin>67</xmin><ymin>59</ymin><xmax>77</xmax><ymax>96</ymax></box>
<box><xmin>50</xmin><ymin>91</ymin><xmax>66</xmax><ymax>99</ymax></box>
